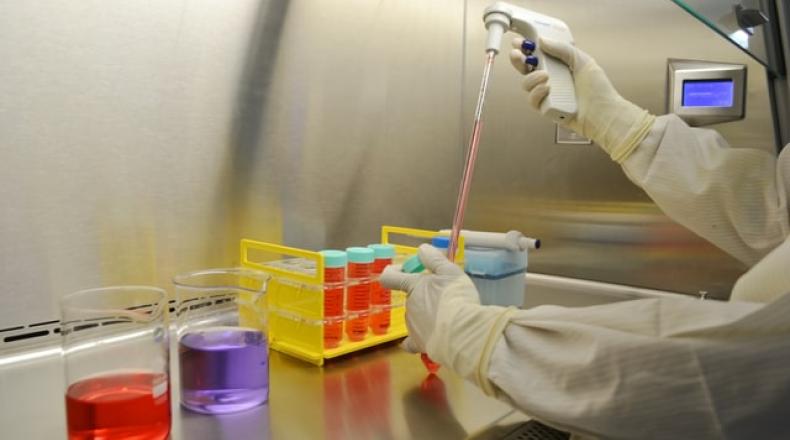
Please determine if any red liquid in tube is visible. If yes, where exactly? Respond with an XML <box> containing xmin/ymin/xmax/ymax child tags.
<box><xmin>370</xmin><ymin>255</ymin><xmax>392</xmax><ymax>335</ymax></box>
<box><xmin>346</xmin><ymin>261</ymin><xmax>371</xmax><ymax>341</ymax></box>
<box><xmin>321</xmin><ymin>250</ymin><xmax>348</xmax><ymax>349</ymax></box>
<box><xmin>324</xmin><ymin>265</ymin><xmax>345</xmax><ymax>348</ymax></box>
<box><xmin>345</xmin><ymin>247</ymin><xmax>374</xmax><ymax>342</ymax></box>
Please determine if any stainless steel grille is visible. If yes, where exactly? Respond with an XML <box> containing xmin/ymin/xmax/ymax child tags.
<box><xmin>0</xmin><ymin>301</ymin><xmax>181</xmax><ymax>352</ymax></box>
<box><xmin>0</xmin><ymin>319</ymin><xmax>62</xmax><ymax>349</ymax></box>
<box><xmin>503</xmin><ymin>421</ymin><xmax>570</xmax><ymax>440</ymax></box>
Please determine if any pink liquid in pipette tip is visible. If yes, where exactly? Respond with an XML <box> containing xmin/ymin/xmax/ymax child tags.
<box><xmin>422</xmin><ymin>51</ymin><xmax>498</xmax><ymax>374</ymax></box>
<box><xmin>448</xmin><ymin>50</ymin><xmax>496</xmax><ymax>262</ymax></box>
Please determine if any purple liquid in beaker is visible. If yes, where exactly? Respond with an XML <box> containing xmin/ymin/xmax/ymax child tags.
<box><xmin>179</xmin><ymin>326</ymin><xmax>269</xmax><ymax>414</ymax></box>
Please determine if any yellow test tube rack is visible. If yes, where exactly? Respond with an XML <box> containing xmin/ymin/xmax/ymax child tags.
<box><xmin>239</xmin><ymin>225</ymin><xmax>463</xmax><ymax>366</ymax></box>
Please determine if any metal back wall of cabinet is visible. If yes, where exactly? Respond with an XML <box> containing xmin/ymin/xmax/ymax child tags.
<box><xmin>0</xmin><ymin>0</ymin><xmax>778</xmax><ymax>330</ymax></box>
<box><xmin>463</xmin><ymin>0</ymin><xmax>776</xmax><ymax>299</ymax></box>
<box><xmin>0</xmin><ymin>0</ymin><xmax>464</xmax><ymax>330</ymax></box>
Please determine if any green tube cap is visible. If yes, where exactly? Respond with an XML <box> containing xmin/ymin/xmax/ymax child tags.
<box><xmin>402</xmin><ymin>255</ymin><xmax>425</xmax><ymax>273</ymax></box>
<box><xmin>346</xmin><ymin>247</ymin><xmax>375</xmax><ymax>264</ymax></box>
<box><xmin>368</xmin><ymin>243</ymin><xmax>396</xmax><ymax>259</ymax></box>
<box><xmin>320</xmin><ymin>250</ymin><xmax>347</xmax><ymax>268</ymax></box>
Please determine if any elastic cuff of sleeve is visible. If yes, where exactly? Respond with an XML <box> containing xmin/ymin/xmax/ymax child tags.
<box><xmin>476</xmin><ymin>307</ymin><xmax>517</xmax><ymax>397</ymax></box>
<box><xmin>609</xmin><ymin>110</ymin><xmax>656</xmax><ymax>164</ymax></box>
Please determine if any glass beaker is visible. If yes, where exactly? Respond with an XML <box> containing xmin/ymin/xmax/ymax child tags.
<box><xmin>173</xmin><ymin>268</ymin><xmax>269</xmax><ymax>415</ymax></box>
<box><xmin>60</xmin><ymin>286</ymin><xmax>170</xmax><ymax>440</ymax></box>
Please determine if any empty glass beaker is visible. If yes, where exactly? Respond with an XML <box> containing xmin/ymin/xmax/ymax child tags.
<box><xmin>173</xmin><ymin>268</ymin><xmax>269</xmax><ymax>415</ymax></box>
<box><xmin>60</xmin><ymin>286</ymin><xmax>171</xmax><ymax>440</ymax></box>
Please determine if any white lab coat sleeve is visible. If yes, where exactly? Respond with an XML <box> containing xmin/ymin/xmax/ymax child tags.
<box><xmin>621</xmin><ymin>114</ymin><xmax>789</xmax><ymax>266</ymax></box>
<box><xmin>485</xmin><ymin>293</ymin><xmax>790</xmax><ymax>439</ymax></box>
<box><xmin>731</xmin><ymin>236</ymin><xmax>790</xmax><ymax>302</ymax></box>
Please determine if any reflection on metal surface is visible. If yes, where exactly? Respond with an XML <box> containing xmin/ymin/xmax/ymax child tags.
<box><xmin>475</xmin><ymin>198</ymin><xmax>746</xmax><ymax>300</ymax></box>
<box><xmin>169</xmin><ymin>329</ymin><xmax>520</xmax><ymax>438</ymax></box>
<box><xmin>555</xmin><ymin>125</ymin><xmax>592</xmax><ymax>145</ymax></box>
<box><xmin>262</xmin><ymin>344</ymin><xmax>516</xmax><ymax>440</ymax></box>
<box><xmin>0</xmin><ymin>346</ymin><xmax>61</xmax><ymax>367</ymax></box>
<box><xmin>179</xmin><ymin>403</ymin><xmax>272</xmax><ymax>440</ymax></box>
<box><xmin>321</xmin><ymin>356</ymin><xmax>393</xmax><ymax>439</ymax></box>
<box><xmin>404</xmin><ymin>374</ymin><xmax>468</xmax><ymax>439</ymax></box>
<box><xmin>523</xmin><ymin>272</ymin><xmax>683</xmax><ymax>309</ymax></box>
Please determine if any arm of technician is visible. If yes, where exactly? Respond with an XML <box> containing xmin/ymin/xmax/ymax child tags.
<box><xmin>381</xmin><ymin>246</ymin><xmax>790</xmax><ymax>439</ymax></box>
<box><xmin>380</xmin><ymin>38</ymin><xmax>790</xmax><ymax>439</ymax></box>
<box><xmin>623</xmin><ymin>114</ymin><xmax>790</xmax><ymax>267</ymax></box>
<box><xmin>485</xmin><ymin>288</ymin><xmax>790</xmax><ymax>439</ymax></box>
<box><xmin>624</xmin><ymin>115</ymin><xmax>790</xmax><ymax>302</ymax></box>
<box><xmin>512</xmin><ymin>38</ymin><xmax>790</xmax><ymax>269</ymax></box>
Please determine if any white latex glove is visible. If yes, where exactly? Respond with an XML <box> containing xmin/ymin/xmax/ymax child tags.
<box><xmin>380</xmin><ymin>244</ymin><xmax>464</xmax><ymax>354</ymax></box>
<box><xmin>380</xmin><ymin>244</ymin><xmax>516</xmax><ymax>394</ymax></box>
<box><xmin>509</xmin><ymin>37</ymin><xmax>655</xmax><ymax>163</ymax></box>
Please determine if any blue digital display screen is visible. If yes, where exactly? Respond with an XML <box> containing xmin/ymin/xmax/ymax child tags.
<box><xmin>682</xmin><ymin>79</ymin><xmax>734</xmax><ymax>107</ymax></box>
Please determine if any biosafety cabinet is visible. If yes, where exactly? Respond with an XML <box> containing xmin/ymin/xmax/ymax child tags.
<box><xmin>1</xmin><ymin>1</ymin><xmax>790</xmax><ymax>439</ymax></box>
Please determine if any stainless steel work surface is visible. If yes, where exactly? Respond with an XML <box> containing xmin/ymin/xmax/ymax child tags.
<box><xmin>0</xmin><ymin>273</ymin><xmax>679</xmax><ymax>439</ymax></box>
<box><xmin>1</xmin><ymin>341</ymin><xmax>524</xmax><ymax>439</ymax></box>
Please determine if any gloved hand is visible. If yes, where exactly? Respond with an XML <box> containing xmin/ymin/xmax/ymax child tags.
<box><xmin>380</xmin><ymin>244</ymin><xmax>468</xmax><ymax>354</ymax></box>
<box><xmin>380</xmin><ymin>244</ymin><xmax>516</xmax><ymax>395</ymax></box>
<box><xmin>510</xmin><ymin>37</ymin><xmax>655</xmax><ymax>163</ymax></box>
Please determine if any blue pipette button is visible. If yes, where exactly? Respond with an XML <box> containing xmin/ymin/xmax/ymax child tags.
<box><xmin>521</xmin><ymin>39</ymin><xmax>536</xmax><ymax>53</ymax></box>
<box><xmin>525</xmin><ymin>55</ymin><xmax>539</xmax><ymax>67</ymax></box>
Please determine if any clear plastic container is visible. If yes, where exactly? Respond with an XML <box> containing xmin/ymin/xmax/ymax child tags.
<box><xmin>464</xmin><ymin>247</ymin><xmax>527</xmax><ymax>307</ymax></box>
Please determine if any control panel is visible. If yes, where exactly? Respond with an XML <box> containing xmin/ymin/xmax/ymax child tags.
<box><xmin>667</xmin><ymin>59</ymin><xmax>747</xmax><ymax>126</ymax></box>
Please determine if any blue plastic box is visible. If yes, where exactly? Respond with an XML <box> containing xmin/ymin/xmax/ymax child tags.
<box><xmin>464</xmin><ymin>247</ymin><xmax>527</xmax><ymax>307</ymax></box>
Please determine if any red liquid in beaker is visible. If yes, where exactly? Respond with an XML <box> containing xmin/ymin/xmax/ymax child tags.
<box><xmin>65</xmin><ymin>371</ymin><xmax>170</xmax><ymax>440</ymax></box>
